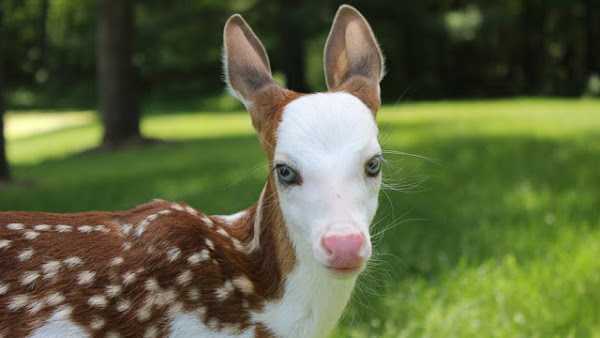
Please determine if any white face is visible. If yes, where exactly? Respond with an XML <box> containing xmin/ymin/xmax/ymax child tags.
<box><xmin>273</xmin><ymin>92</ymin><xmax>382</xmax><ymax>276</ymax></box>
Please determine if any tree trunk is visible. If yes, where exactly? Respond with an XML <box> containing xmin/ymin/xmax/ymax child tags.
<box><xmin>279</xmin><ymin>0</ymin><xmax>310</xmax><ymax>93</ymax></box>
<box><xmin>37</xmin><ymin>0</ymin><xmax>49</xmax><ymax>76</ymax></box>
<box><xmin>0</xmin><ymin>6</ymin><xmax>10</xmax><ymax>182</ymax></box>
<box><xmin>585</xmin><ymin>0</ymin><xmax>600</xmax><ymax>76</ymax></box>
<box><xmin>97</xmin><ymin>0</ymin><xmax>141</xmax><ymax>149</ymax></box>
<box><xmin>520</xmin><ymin>0</ymin><xmax>547</xmax><ymax>95</ymax></box>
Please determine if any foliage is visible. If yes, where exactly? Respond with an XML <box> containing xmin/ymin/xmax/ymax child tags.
<box><xmin>3</xmin><ymin>0</ymin><xmax>599</xmax><ymax>107</ymax></box>
<box><xmin>2</xmin><ymin>98</ymin><xmax>600</xmax><ymax>337</ymax></box>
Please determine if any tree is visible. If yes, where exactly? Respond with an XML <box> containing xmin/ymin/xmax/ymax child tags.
<box><xmin>0</xmin><ymin>5</ymin><xmax>10</xmax><ymax>182</ymax></box>
<box><xmin>585</xmin><ymin>0</ymin><xmax>600</xmax><ymax>77</ymax></box>
<box><xmin>36</xmin><ymin>0</ymin><xmax>50</xmax><ymax>80</ymax></box>
<box><xmin>279</xmin><ymin>0</ymin><xmax>310</xmax><ymax>92</ymax></box>
<box><xmin>97</xmin><ymin>0</ymin><xmax>142</xmax><ymax>149</ymax></box>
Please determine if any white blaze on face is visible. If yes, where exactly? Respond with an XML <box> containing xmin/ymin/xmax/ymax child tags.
<box><xmin>274</xmin><ymin>92</ymin><xmax>381</xmax><ymax>268</ymax></box>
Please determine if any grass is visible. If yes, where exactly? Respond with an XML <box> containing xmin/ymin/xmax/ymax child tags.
<box><xmin>2</xmin><ymin>97</ymin><xmax>600</xmax><ymax>337</ymax></box>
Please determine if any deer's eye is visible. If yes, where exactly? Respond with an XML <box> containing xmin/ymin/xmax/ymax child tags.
<box><xmin>365</xmin><ymin>155</ymin><xmax>382</xmax><ymax>177</ymax></box>
<box><xmin>275</xmin><ymin>164</ymin><xmax>301</xmax><ymax>185</ymax></box>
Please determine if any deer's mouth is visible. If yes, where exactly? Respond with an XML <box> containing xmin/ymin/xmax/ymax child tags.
<box><xmin>325</xmin><ymin>264</ymin><xmax>365</xmax><ymax>277</ymax></box>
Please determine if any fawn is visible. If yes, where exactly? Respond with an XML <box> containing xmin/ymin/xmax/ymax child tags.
<box><xmin>0</xmin><ymin>4</ymin><xmax>385</xmax><ymax>338</ymax></box>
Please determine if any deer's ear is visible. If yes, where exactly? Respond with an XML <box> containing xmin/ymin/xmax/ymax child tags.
<box><xmin>324</xmin><ymin>5</ymin><xmax>385</xmax><ymax>113</ymax></box>
<box><xmin>223</xmin><ymin>14</ymin><xmax>288</xmax><ymax>132</ymax></box>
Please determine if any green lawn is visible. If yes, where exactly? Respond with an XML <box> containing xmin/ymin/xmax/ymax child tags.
<box><xmin>2</xmin><ymin>98</ymin><xmax>600</xmax><ymax>337</ymax></box>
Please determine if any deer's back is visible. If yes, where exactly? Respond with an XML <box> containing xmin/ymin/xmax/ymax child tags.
<box><xmin>0</xmin><ymin>200</ymin><xmax>271</xmax><ymax>338</ymax></box>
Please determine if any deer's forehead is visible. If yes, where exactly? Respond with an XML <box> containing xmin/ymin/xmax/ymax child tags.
<box><xmin>275</xmin><ymin>92</ymin><xmax>379</xmax><ymax>162</ymax></box>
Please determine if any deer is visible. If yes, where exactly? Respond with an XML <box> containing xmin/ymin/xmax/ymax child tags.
<box><xmin>0</xmin><ymin>4</ymin><xmax>385</xmax><ymax>338</ymax></box>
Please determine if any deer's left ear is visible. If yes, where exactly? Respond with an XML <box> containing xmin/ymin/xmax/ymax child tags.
<box><xmin>324</xmin><ymin>5</ymin><xmax>385</xmax><ymax>113</ymax></box>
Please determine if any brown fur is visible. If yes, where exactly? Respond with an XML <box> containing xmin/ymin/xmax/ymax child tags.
<box><xmin>0</xmin><ymin>198</ymin><xmax>286</xmax><ymax>337</ymax></box>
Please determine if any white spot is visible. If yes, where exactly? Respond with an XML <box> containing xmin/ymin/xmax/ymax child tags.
<box><xmin>8</xmin><ymin>294</ymin><xmax>29</xmax><ymax>311</ymax></box>
<box><xmin>200</xmin><ymin>215</ymin><xmax>214</xmax><ymax>227</ymax></box>
<box><xmin>207</xmin><ymin>318</ymin><xmax>219</xmax><ymax>330</ymax></box>
<box><xmin>187</xmin><ymin>288</ymin><xmax>200</xmax><ymax>301</ymax></box>
<box><xmin>22</xmin><ymin>271</ymin><xmax>40</xmax><ymax>286</ymax></box>
<box><xmin>0</xmin><ymin>283</ymin><xmax>8</xmax><ymax>295</ymax></box>
<box><xmin>0</xmin><ymin>239</ymin><xmax>11</xmax><ymax>250</ymax></box>
<box><xmin>187</xmin><ymin>250</ymin><xmax>210</xmax><ymax>265</ymax></box>
<box><xmin>205</xmin><ymin>239</ymin><xmax>215</xmax><ymax>250</ymax></box>
<box><xmin>137</xmin><ymin>304</ymin><xmax>152</xmax><ymax>322</ymax></box>
<box><xmin>135</xmin><ymin>221</ymin><xmax>148</xmax><ymax>237</ymax></box>
<box><xmin>232</xmin><ymin>275</ymin><xmax>254</xmax><ymax>295</ymax></box>
<box><xmin>116</xmin><ymin>299</ymin><xmax>131</xmax><ymax>312</ymax></box>
<box><xmin>88</xmin><ymin>295</ymin><xmax>108</xmax><ymax>308</ymax></box>
<box><xmin>78</xmin><ymin>225</ymin><xmax>93</xmax><ymax>233</ymax></box>
<box><xmin>122</xmin><ymin>242</ymin><xmax>133</xmax><ymax>251</ymax></box>
<box><xmin>145</xmin><ymin>278</ymin><xmax>160</xmax><ymax>291</ymax></box>
<box><xmin>94</xmin><ymin>225</ymin><xmax>109</xmax><ymax>233</ymax></box>
<box><xmin>217</xmin><ymin>228</ymin><xmax>229</xmax><ymax>238</ymax></box>
<box><xmin>42</xmin><ymin>261</ymin><xmax>61</xmax><ymax>279</ymax></box>
<box><xmin>55</xmin><ymin>224</ymin><xmax>72</xmax><ymax>232</ymax></box>
<box><xmin>232</xmin><ymin>238</ymin><xmax>245</xmax><ymax>251</ymax></box>
<box><xmin>106</xmin><ymin>285</ymin><xmax>122</xmax><ymax>298</ymax></box>
<box><xmin>46</xmin><ymin>292</ymin><xmax>65</xmax><ymax>306</ymax></box>
<box><xmin>123</xmin><ymin>271</ymin><xmax>137</xmax><ymax>285</ymax></box>
<box><xmin>144</xmin><ymin>326</ymin><xmax>158</xmax><ymax>338</ymax></box>
<box><xmin>18</xmin><ymin>248</ymin><xmax>34</xmax><ymax>261</ymax></box>
<box><xmin>167</xmin><ymin>247</ymin><xmax>181</xmax><ymax>262</ymax></box>
<box><xmin>158</xmin><ymin>210</ymin><xmax>172</xmax><ymax>215</ymax></box>
<box><xmin>110</xmin><ymin>256</ymin><xmax>124</xmax><ymax>266</ymax></box>
<box><xmin>215</xmin><ymin>280</ymin><xmax>234</xmax><ymax>301</ymax></box>
<box><xmin>121</xmin><ymin>223</ymin><xmax>133</xmax><ymax>236</ymax></box>
<box><xmin>171</xmin><ymin>204</ymin><xmax>184</xmax><ymax>211</ymax></box>
<box><xmin>63</xmin><ymin>256</ymin><xmax>83</xmax><ymax>268</ymax></box>
<box><xmin>7</xmin><ymin>223</ymin><xmax>24</xmax><ymax>230</ymax></box>
<box><xmin>185</xmin><ymin>206</ymin><xmax>199</xmax><ymax>215</ymax></box>
<box><xmin>24</xmin><ymin>231</ymin><xmax>40</xmax><ymax>240</ymax></box>
<box><xmin>28</xmin><ymin>300</ymin><xmax>45</xmax><ymax>314</ymax></box>
<box><xmin>176</xmin><ymin>270</ymin><xmax>193</xmax><ymax>286</ymax></box>
<box><xmin>167</xmin><ymin>301</ymin><xmax>183</xmax><ymax>316</ymax></box>
<box><xmin>90</xmin><ymin>316</ymin><xmax>105</xmax><ymax>330</ymax></box>
<box><xmin>106</xmin><ymin>331</ymin><xmax>121</xmax><ymax>338</ymax></box>
<box><xmin>216</xmin><ymin>211</ymin><xmax>247</xmax><ymax>225</ymax></box>
<box><xmin>34</xmin><ymin>224</ymin><xmax>51</xmax><ymax>231</ymax></box>
<box><xmin>154</xmin><ymin>289</ymin><xmax>176</xmax><ymax>307</ymax></box>
<box><xmin>77</xmin><ymin>270</ymin><xmax>96</xmax><ymax>285</ymax></box>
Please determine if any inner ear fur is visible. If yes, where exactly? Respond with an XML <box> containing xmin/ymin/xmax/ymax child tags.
<box><xmin>324</xmin><ymin>5</ymin><xmax>385</xmax><ymax>113</ymax></box>
<box><xmin>223</xmin><ymin>14</ymin><xmax>290</xmax><ymax>134</ymax></box>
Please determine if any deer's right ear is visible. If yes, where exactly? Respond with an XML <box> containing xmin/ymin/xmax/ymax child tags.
<box><xmin>223</xmin><ymin>15</ymin><xmax>286</xmax><ymax>131</ymax></box>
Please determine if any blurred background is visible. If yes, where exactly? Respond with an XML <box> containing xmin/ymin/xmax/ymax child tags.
<box><xmin>1</xmin><ymin>1</ymin><xmax>600</xmax><ymax>337</ymax></box>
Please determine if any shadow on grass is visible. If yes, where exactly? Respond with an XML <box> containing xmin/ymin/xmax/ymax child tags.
<box><xmin>1</xmin><ymin>127</ymin><xmax>600</xmax><ymax>334</ymax></box>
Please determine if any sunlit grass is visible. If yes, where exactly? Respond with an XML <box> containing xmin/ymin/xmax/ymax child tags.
<box><xmin>3</xmin><ymin>97</ymin><xmax>600</xmax><ymax>337</ymax></box>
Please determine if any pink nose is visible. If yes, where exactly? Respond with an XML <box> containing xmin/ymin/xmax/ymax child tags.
<box><xmin>321</xmin><ymin>233</ymin><xmax>366</xmax><ymax>270</ymax></box>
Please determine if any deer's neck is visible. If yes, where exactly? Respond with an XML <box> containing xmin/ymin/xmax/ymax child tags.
<box><xmin>241</xmin><ymin>178</ymin><xmax>357</xmax><ymax>338</ymax></box>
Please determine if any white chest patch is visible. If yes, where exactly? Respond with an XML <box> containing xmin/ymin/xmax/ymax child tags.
<box><xmin>168</xmin><ymin>312</ymin><xmax>254</xmax><ymax>338</ymax></box>
<box><xmin>29</xmin><ymin>308</ymin><xmax>89</xmax><ymax>338</ymax></box>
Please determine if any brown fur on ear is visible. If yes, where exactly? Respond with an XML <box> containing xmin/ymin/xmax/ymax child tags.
<box><xmin>324</xmin><ymin>5</ymin><xmax>385</xmax><ymax>113</ymax></box>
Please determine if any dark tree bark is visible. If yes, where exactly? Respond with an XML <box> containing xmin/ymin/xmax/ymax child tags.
<box><xmin>279</xmin><ymin>0</ymin><xmax>310</xmax><ymax>93</ymax></box>
<box><xmin>36</xmin><ymin>0</ymin><xmax>49</xmax><ymax>75</ymax></box>
<box><xmin>585</xmin><ymin>0</ymin><xmax>600</xmax><ymax>76</ymax></box>
<box><xmin>97</xmin><ymin>0</ymin><xmax>142</xmax><ymax>149</ymax></box>
<box><xmin>0</xmin><ymin>6</ymin><xmax>10</xmax><ymax>182</ymax></box>
<box><xmin>520</xmin><ymin>0</ymin><xmax>547</xmax><ymax>95</ymax></box>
